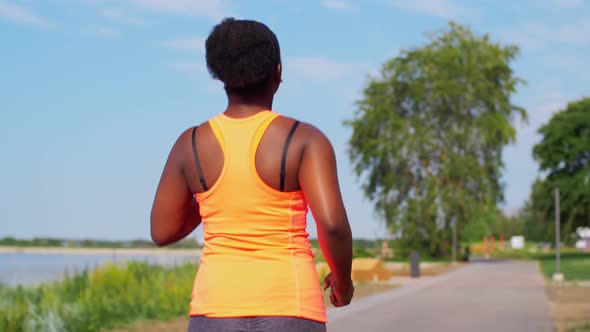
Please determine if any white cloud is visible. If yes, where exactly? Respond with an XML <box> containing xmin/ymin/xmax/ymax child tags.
<box><xmin>127</xmin><ymin>0</ymin><xmax>230</xmax><ymax>20</ymax></box>
<box><xmin>162</xmin><ymin>37</ymin><xmax>205</xmax><ymax>53</ymax></box>
<box><xmin>170</xmin><ymin>60</ymin><xmax>206</xmax><ymax>75</ymax></box>
<box><xmin>532</xmin><ymin>93</ymin><xmax>570</xmax><ymax>120</ymax></box>
<box><xmin>96</xmin><ymin>27</ymin><xmax>121</xmax><ymax>38</ymax></box>
<box><xmin>530</xmin><ymin>21</ymin><xmax>590</xmax><ymax>44</ymax></box>
<box><xmin>498</xmin><ymin>29</ymin><xmax>544</xmax><ymax>52</ymax></box>
<box><xmin>551</xmin><ymin>0</ymin><xmax>585</xmax><ymax>8</ymax></box>
<box><xmin>322</xmin><ymin>0</ymin><xmax>353</xmax><ymax>11</ymax></box>
<box><xmin>500</xmin><ymin>92</ymin><xmax>571</xmax><ymax>211</ymax></box>
<box><xmin>543</xmin><ymin>55</ymin><xmax>590</xmax><ymax>82</ymax></box>
<box><xmin>388</xmin><ymin>0</ymin><xmax>469</xmax><ymax>19</ymax></box>
<box><xmin>102</xmin><ymin>8</ymin><xmax>145</xmax><ymax>25</ymax></box>
<box><xmin>499</xmin><ymin>18</ymin><xmax>590</xmax><ymax>50</ymax></box>
<box><xmin>0</xmin><ymin>1</ymin><xmax>54</xmax><ymax>29</ymax></box>
<box><xmin>285</xmin><ymin>56</ymin><xmax>363</xmax><ymax>82</ymax></box>
<box><xmin>509</xmin><ymin>92</ymin><xmax>569</xmax><ymax>159</ymax></box>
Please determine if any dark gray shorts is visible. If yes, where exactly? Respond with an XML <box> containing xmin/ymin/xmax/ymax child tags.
<box><xmin>187</xmin><ymin>315</ymin><xmax>327</xmax><ymax>332</ymax></box>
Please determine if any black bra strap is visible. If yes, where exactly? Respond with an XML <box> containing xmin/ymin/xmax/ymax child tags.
<box><xmin>280</xmin><ymin>120</ymin><xmax>300</xmax><ymax>192</ymax></box>
<box><xmin>191</xmin><ymin>126</ymin><xmax>209</xmax><ymax>191</ymax></box>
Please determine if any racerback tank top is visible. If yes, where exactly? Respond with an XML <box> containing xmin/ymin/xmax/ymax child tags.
<box><xmin>189</xmin><ymin>110</ymin><xmax>327</xmax><ymax>323</ymax></box>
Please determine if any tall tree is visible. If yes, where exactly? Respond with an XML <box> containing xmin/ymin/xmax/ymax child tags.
<box><xmin>346</xmin><ymin>22</ymin><xmax>526</xmax><ymax>257</ymax></box>
<box><xmin>530</xmin><ymin>98</ymin><xmax>590</xmax><ymax>241</ymax></box>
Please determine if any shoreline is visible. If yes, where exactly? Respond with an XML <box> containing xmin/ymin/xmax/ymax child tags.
<box><xmin>0</xmin><ymin>246</ymin><xmax>202</xmax><ymax>256</ymax></box>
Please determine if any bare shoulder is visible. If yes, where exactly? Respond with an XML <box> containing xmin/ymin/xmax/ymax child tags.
<box><xmin>174</xmin><ymin>120</ymin><xmax>211</xmax><ymax>147</ymax></box>
<box><xmin>177</xmin><ymin>127</ymin><xmax>194</xmax><ymax>144</ymax></box>
<box><xmin>298</xmin><ymin>121</ymin><xmax>334</xmax><ymax>154</ymax></box>
<box><xmin>168</xmin><ymin>121</ymin><xmax>211</xmax><ymax>167</ymax></box>
<box><xmin>279</xmin><ymin>117</ymin><xmax>333</xmax><ymax>149</ymax></box>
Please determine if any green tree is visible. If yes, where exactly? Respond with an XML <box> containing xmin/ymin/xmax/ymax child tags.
<box><xmin>0</xmin><ymin>237</ymin><xmax>18</xmax><ymax>246</ymax></box>
<box><xmin>346</xmin><ymin>22</ymin><xmax>526</xmax><ymax>258</ymax></box>
<box><xmin>529</xmin><ymin>98</ymin><xmax>590</xmax><ymax>242</ymax></box>
<box><xmin>519</xmin><ymin>196</ymin><xmax>552</xmax><ymax>242</ymax></box>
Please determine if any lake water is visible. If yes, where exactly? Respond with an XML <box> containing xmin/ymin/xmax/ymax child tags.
<box><xmin>0</xmin><ymin>252</ymin><xmax>200</xmax><ymax>287</ymax></box>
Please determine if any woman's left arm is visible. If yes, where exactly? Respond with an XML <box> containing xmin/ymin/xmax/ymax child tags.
<box><xmin>150</xmin><ymin>130</ymin><xmax>202</xmax><ymax>247</ymax></box>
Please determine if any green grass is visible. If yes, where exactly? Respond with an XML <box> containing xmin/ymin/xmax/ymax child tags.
<box><xmin>480</xmin><ymin>248</ymin><xmax>590</xmax><ymax>281</ymax></box>
<box><xmin>313</xmin><ymin>246</ymin><xmax>453</xmax><ymax>264</ymax></box>
<box><xmin>314</xmin><ymin>247</ymin><xmax>380</xmax><ymax>264</ymax></box>
<box><xmin>0</xmin><ymin>261</ymin><xmax>197</xmax><ymax>332</ymax></box>
<box><xmin>485</xmin><ymin>249</ymin><xmax>531</xmax><ymax>260</ymax></box>
<box><xmin>533</xmin><ymin>252</ymin><xmax>590</xmax><ymax>281</ymax></box>
<box><xmin>383</xmin><ymin>256</ymin><xmax>453</xmax><ymax>263</ymax></box>
<box><xmin>568</xmin><ymin>321</ymin><xmax>590</xmax><ymax>332</ymax></box>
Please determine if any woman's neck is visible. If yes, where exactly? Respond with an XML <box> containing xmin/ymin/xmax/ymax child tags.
<box><xmin>224</xmin><ymin>95</ymin><xmax>274</xmax><ymax>118</ymax></box>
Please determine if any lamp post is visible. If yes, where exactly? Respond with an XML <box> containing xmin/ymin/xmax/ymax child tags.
<box><xmin>452</xmin><ymin>218</ymin><xmax>457</xmax><ymax>263</ymax></box>
<box><xmin>553</xmin><ymin>185</ymin><xmax>564</xmax><ymax>282</ymax></box>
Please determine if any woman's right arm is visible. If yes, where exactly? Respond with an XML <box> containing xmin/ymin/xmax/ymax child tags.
<box><xmin>151</xmin><ymin>129</ymin><xmax>202</xmax><ymax>247</ymax></box>
<box><xmin>298</xmin><ymin>124</ymin><xmax>354</xmax><ymax>307</ymax></box>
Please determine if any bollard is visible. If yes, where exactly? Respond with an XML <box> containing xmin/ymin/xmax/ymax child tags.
<box><xmin>410</xmin><ymin>251</ymin><xmax>420</xmax><ymax>278</ymax></box>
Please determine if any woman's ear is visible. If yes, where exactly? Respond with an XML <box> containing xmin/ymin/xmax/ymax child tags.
<box><xmin>276</xmin><ymin>63</ymin><xmax>283</xmax><ymax>83</ymax></box>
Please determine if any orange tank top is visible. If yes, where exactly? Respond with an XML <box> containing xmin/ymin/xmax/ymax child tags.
<box><xmin>189</xmin><ymin>110</ymin><xmax>326</xmax><ymax>323</ymax></box>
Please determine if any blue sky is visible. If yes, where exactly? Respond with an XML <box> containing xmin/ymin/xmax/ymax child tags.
<box><xmin>1</xmin><ymin>0</ymin><xmax>589</xmax><ymax>241</ymax></box>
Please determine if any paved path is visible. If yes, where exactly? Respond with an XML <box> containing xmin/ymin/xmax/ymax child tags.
<box><xmin>327</xmin><ymin>261</ymin><xmax>554</xmax><ymax>332</ymax></box>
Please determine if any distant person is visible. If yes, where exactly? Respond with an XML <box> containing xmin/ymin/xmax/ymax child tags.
<box><xmin>150</xmin><ymin>18</ymin><xmax>354</xmax><ymax>332</ymax></box>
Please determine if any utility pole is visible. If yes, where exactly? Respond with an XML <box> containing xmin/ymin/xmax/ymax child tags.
<box><xmin>553</xmin><ymin>186</ymin><xmax>564</xmax><ymax>281</ymax></box>
<box><xmin>452</xmin><ymin>218</ymin><xmax>457</xmax><ymax>263</ymax></box>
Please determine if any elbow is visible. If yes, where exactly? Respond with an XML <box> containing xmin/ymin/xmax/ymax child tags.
<box><xmin>150</xmin><ymin>215</ymin><xmax>170</xmax><ymax>247</ymax></box>
<box><xmin>151</xmin><ymin>229</ymin><xmax>169</xmax><ymax>247</ymax></box>
<box><xmin>320</xmin><ymin>220</ymin><xmax>352</xmax><ymax>240</ymax></box>
<box><xmin>151</xmin><ymin>234</ymin><xmax>169</xmax><ymax>247</ymax></box>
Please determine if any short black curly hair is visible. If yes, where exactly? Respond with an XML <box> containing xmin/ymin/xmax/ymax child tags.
<box><xmin>205</xmin><ymin>18</ymin><xmax>281</xmax><ymax>98</ymax></box>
